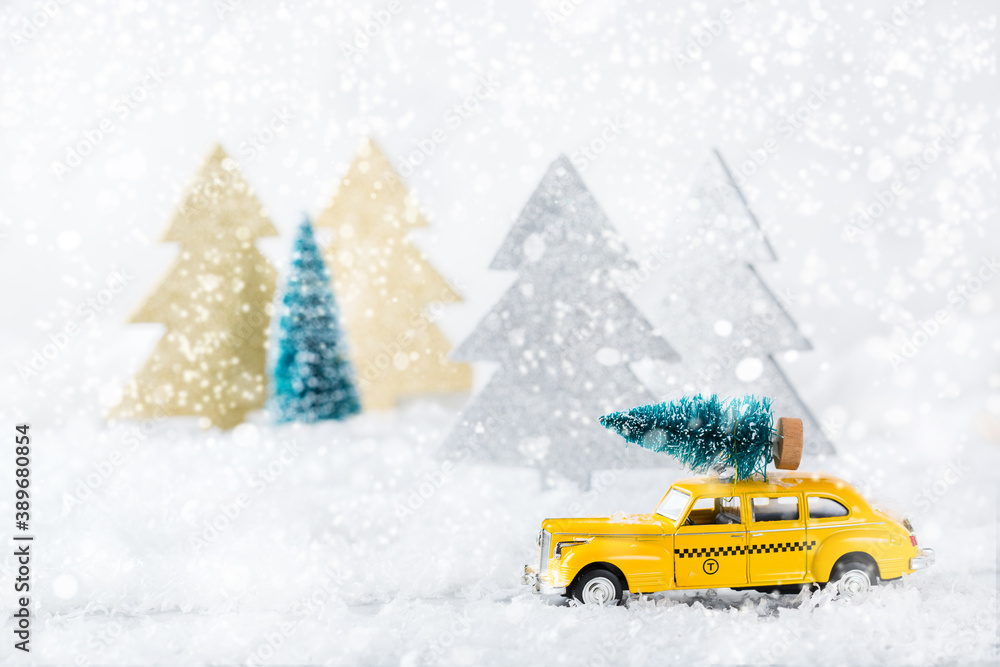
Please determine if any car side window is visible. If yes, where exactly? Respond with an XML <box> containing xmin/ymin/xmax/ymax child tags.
<box><xmin>751</xmin><ymin>495</ymin><xmax>800</xmax><ymax>522</ymax></box>
<box><xmin>684</xmin><ymin>497</ymin><xmax>716</xmax><ymax>525</ymax></box>
<box><xmin>683</xmin><ymin>496</ymin><xmax>742</xmax><ymax>525</ymax></box>
<box><xmin>808</xmin><ymin>495</ymin><xmax>849</xmax><ymax>519</ymax></box>
<box><xmin>716</xmin><ymin>497</ymin><xmax>741</xmax><ymax>524</ymax></box>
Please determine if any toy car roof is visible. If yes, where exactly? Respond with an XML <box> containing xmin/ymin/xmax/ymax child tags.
<box><xmin>672</xmin><ymin>471</ymin><xmax>859</xmax><ymax>497</ymax></box>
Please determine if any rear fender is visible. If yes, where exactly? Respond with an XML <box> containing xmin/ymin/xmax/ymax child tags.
<box><xmin>812</xmin><ymin>530</ymin><xmax>888</xmax><ymax>582</ymax></box>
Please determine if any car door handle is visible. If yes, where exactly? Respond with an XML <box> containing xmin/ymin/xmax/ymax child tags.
<box><xmin>751</xmin><ymin>533</ymin><xmax>763</xmax><ymax>537</ymax></box>
<box><xmin>730</xmin><ymin>534</ymin><xmax>742</xmax><ymax>538</ymax></box>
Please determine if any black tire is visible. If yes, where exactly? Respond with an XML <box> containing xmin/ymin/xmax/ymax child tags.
<box><xmin>571</xmin><ymin>568</ymin><xmax>624</xmax><ymax>606</ymax></box>
<box><xmin>829</xmin><ymin>558</ymin><xmax>879</xmax><ymax>598</ymax></box>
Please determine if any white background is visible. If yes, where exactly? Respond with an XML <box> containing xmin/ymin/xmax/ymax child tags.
<box><xmin>0</xmin><ymin>0</ymin><xmax>996</xmax><ymax>664</ymax></box>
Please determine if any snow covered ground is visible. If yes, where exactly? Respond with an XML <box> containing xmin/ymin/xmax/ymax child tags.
<box><xmin>0</xmin><ymin>400</ymin><xmax>994</xmax><ymax>664</ymax></box>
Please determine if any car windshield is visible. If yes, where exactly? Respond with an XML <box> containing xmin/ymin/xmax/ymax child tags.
<box><xmin>655</xmin><ymin>487</ymin><xmax>691</xmax><ymax>522</ymax></box>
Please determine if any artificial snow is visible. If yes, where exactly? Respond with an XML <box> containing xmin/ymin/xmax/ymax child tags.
<box><xmin>0</xmin><ymin>400</ymin><xmax>994</xmax><ymax>664</ymax></box>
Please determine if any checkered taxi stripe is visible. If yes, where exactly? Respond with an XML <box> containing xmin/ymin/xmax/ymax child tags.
<box><xmin>677</xmin><ymin>540</ymin><xmax>816</xmax><ymax>559</ymax></box>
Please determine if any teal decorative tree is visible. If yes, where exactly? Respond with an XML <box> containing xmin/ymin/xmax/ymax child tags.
<box><xmin>600</xmin><ymin>394</ymin><xmax>776</xmax><ymax>481</ymax></box>
<box><xmin>269</xmin><ymin>218</ymin><xmax>361</xmax><ymax>423</ymax></box>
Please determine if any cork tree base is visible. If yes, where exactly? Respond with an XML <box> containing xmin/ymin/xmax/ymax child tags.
<box><xmin>773</xmin><ymin>417</ymin><xmax>803</xmax><ymax>470</ymax></box>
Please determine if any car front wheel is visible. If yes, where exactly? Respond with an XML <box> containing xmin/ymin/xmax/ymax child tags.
<box><xmin>571</xmin><ymin>568</ymin><xmax>624</xmax><ymax>606</ymax></box>
<box><xmin>830</xmin><ymin>559</ymin><xmax>878</xmax><ymax>598</ymax></box>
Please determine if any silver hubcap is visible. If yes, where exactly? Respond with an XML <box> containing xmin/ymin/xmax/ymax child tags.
<box><xmin>581</xmin><ymin>576</ymin><xmax>617</xmax><ymax>605</ymax></box>
<box><xmin>837</xmin><ymin>569</ymin><xmax>872</xmax><ymax>597</ymax></box>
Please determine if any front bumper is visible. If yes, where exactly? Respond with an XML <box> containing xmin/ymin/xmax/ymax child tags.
<box><xmin>521</xmin><ymin>565</ymin><xmax>567</xmax><ymax>595</ymax></box>
<box><xmin>910</xmin><ymin>547</ymin><xmax>936</xmax><ymax>570</ymax></box>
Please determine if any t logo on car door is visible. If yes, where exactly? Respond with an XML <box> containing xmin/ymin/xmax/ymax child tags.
<box><xmin>673</xmin><ymin>495</ymin><xmax>747</xmax><ymax>588</ymax></box>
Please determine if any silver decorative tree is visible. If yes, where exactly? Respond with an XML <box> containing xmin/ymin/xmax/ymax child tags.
<box><xmin>637</xmin><ymin>150</ymin><xmax>834</xmax><ymax>455</ymax></box>
<box><xmin>442</xmin><ymin>156</ymin><xmax>680</xmax><ymax>488</ymax></box>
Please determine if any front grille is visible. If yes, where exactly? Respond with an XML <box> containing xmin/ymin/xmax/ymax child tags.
<box><xmin>539</xmin><ymin>530</ymin><xmax>551</xmax><ymax>576</ymax></box>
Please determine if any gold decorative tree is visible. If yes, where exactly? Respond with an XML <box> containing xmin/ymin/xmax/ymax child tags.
<box><xmin>110</xmin><ymin>144</ymin><xmax>278</xmax><ymax>429</ymax></box>
<box><xmin>315</xmin><ymin>138</ymin><xmax>471</xmax><ymax>409</ymax></box>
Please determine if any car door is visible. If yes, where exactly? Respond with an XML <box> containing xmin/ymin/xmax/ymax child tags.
<box><xmin>747</xmin><ymin>493</ymin><xmax>808</xmax><ymax>584</ymax></box>
<box><xmin>804</xmin><ymin>494</ymin><xmax>851</xmax><ymax>578</ymax></box>
<box><xmin>673</xmin><ymin>495</ymin><xmax>748</xmax><ymax>588</ymax></box>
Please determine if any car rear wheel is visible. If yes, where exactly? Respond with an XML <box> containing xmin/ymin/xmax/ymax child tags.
<box><xmin>830</xmin><ymin>559</ymin><xmax>878</xmax><ymax>598</ymax></box>
<box><xmin>571</xmin><ymin>568</ymin><xmax>624</xmax><ymax>606</ymax></box>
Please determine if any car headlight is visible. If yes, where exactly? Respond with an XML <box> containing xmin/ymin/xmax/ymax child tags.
<box><xmin>539</xmin><ymin>530</ymin><xmax>551</xmax><ymax>576</ymax></box>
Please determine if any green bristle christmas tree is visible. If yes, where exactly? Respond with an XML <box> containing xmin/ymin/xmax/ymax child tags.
<box><xmin>600</xmin><ymin>394</ymin><xmax>778</xmax><ymax>481</ymax></box>
<box><xmin>269</xmin><ymin>218</ymin><xmax>361</xmax><ymax>423</ymax></box>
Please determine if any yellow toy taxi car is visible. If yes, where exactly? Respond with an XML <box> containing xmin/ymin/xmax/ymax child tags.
<box><xmin>522</xmin><ymin>471</ymin><xmax>934</xmax><ymax>604</ymax></box>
